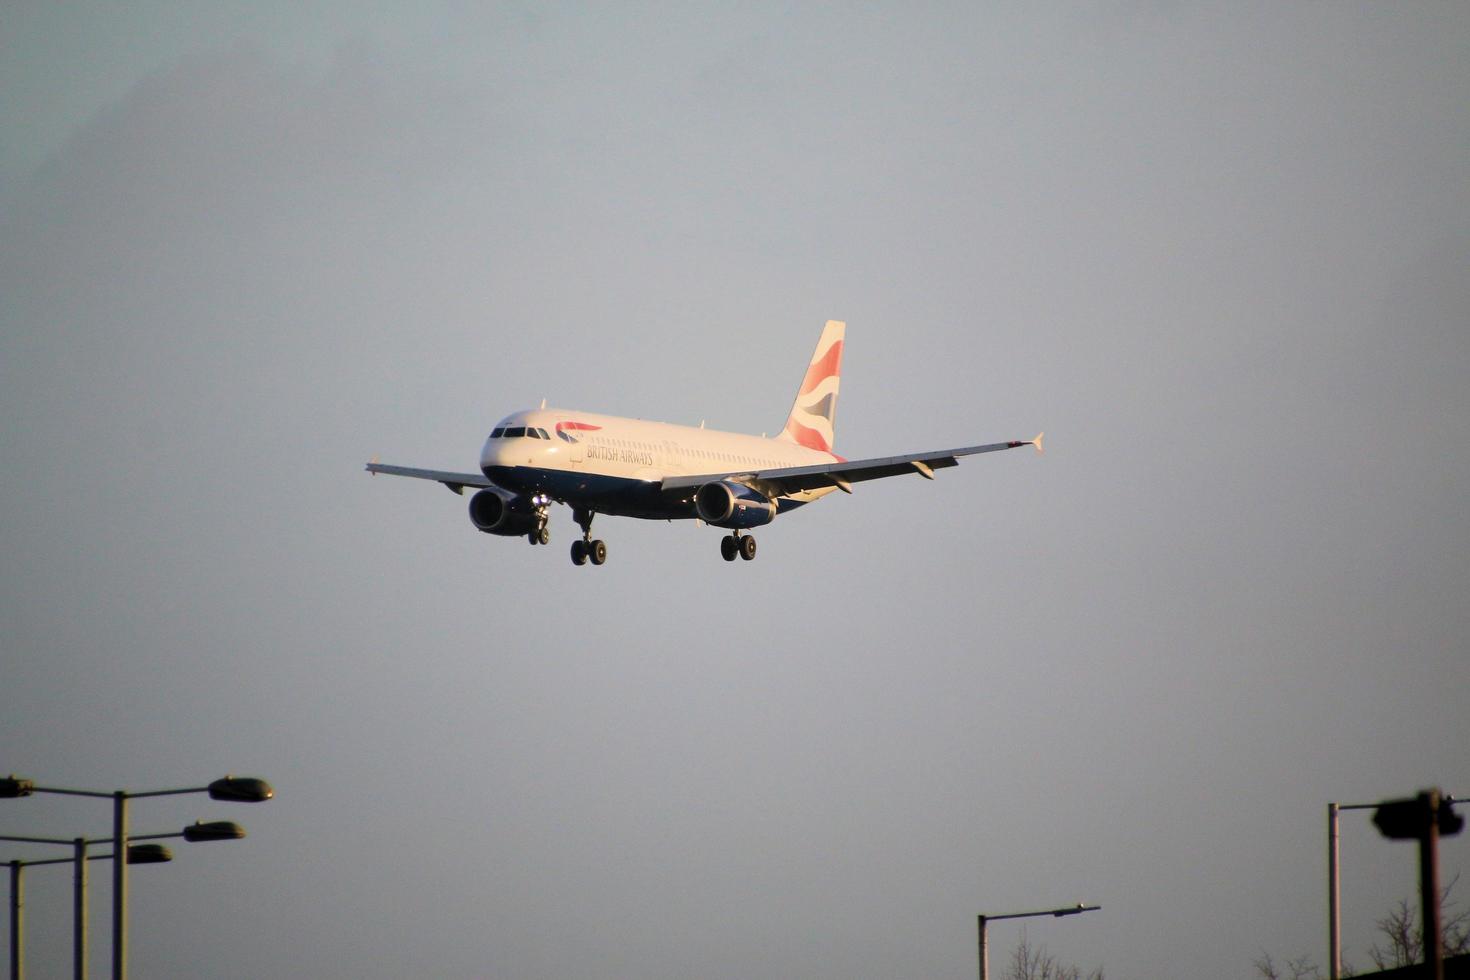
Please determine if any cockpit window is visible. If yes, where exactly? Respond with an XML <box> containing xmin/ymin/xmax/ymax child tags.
<box><xmin>504</xmin><ymin>426</ymin><xmax>527</xmax><ymax>438</ymax></box>
<box><xmin>535</xmin><ymin>428</ymin><xmax>550</xmax><ymax>439</ymax></box>
<box><xmin>490</xmin><ymin>427</ymin><xmax>505</xmax><ymax>438</ymax></box>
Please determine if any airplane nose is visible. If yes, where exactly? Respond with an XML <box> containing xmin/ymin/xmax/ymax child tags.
<box><xmin>480</xmin><ymin>436</ymin><xmax>502</xmax><ymax>471</ymax></box>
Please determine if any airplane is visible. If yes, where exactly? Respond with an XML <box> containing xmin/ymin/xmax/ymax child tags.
<box><xmin>366</xmin><ymin>320</ymin><xmax>1041</xmax><ymax>565</ymax></box>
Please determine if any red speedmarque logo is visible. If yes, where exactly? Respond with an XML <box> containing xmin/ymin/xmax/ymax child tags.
<box><xmin>555</xmin><ymin>421</ymin><xmax>601</xmax><ymax>443</ymax></box>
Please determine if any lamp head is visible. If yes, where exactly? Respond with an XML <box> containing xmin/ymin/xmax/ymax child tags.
<box><xmin>208</xmin><ymin>776</ymin><xmax>274</xmax><ymax>803</ymax></box>
<box><xmin>126</xmin><ymin>843</ymin><xmax>173</xmax><ymax>865</ymax></box>
<box><xmin>1373</xmin><ymin>791</ymin><xmax>1464</xmax><ymax>840</ymax></box>
<box><xmin>0</xmin><ymin>776</ymin><xmax>34</xmax><ymax>798</ymax></box>
<box><xmin>183</xmin><ymin>820</ymin><xmax>246</xmax><ymax>842</ymax></box>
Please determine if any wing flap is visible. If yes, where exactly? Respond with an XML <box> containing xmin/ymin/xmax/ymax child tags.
<box><xmin>660</xmin><ymin>439</ymin><xmax>1034</xmax><ymax>497</ymax></box>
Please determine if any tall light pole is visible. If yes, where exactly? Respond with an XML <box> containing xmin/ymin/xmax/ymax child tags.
<box><xmin>976</xmin><ymin>903</ymin><xmax>1100</xmax><ymax>980</ymax></box>
<box><xmin>2</xmin><ymin>822</ymin><xmax>244</xmax><ymax>980</ymax></box>
<box><xmin>1370</xmin><ymin>789</ymin><xmax>1464</xmax><ymax>980</ymax></box>
<box><xmin>1327</xmin><ymin>800</ymin><xmax>1378</xmax><ymax>980</ymax></box>
<box><xmin>1</xmin><ymin>775</ymin><xmax>271</xmax><ymax>980</ymax></box>
<box><xmin>4</xmin><ymin>844</ymin><xmax>172</xmax><ymax>980</ymax></box>
<box><xmin>1329</xmin><ymin>792</ymin><xmax>1463</xmax><ymax>979</ymax></box>
<box><xmin>7</xmin><ymin>860</ymin><xmax>19</xmax><ymax>980</ymax></box>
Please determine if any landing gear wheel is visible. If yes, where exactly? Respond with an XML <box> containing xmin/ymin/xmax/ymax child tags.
<box><xmin>528</xmin><ymin>531</ymin><xmax>539</xmax><ymax>545</ymax></box>
<box><xmin>739</xmin><ymin>534</ymin><xmax>757</xmax><ymax>561</ymax></box>
<box><xmin>720</xmin><ymin>536</ymin><xmax>738</xmax><ymax>562</ymax></box>
<box><xmin>570</xmin><ymin>540</ymin><xmax>587</xmax><ymax>565</ymax></box>
<box><xmin>537</xmin><ymin>525</ymin><xmax>550</xmax><ymax>545</ymax></box>
<box><xmin>589</xmin><ymin>539</ymin><xmax>607</xmax><ymax>565</ymax></box>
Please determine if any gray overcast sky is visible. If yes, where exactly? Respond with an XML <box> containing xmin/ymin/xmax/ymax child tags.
<box><xmin>2</xmin><ymin>4</ymin><xmax>1467</xmax><ymax>977</ymax></box>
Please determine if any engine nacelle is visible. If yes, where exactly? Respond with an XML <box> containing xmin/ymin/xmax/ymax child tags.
<box><xmin>694</xmin><ymin>481</ymin><xmax>776</xmax><ymax>529</ymax></box>
<box><xmin>468</xmin><ymin>488</ymin><xmax>538</xmax><ymax>536</ymax></box>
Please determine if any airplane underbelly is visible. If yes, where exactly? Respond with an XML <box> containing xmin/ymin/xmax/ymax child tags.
<box><xmin>490</xmin><ymin>465</ymin><xmax>691</xmax><ymax>519</ymax></box>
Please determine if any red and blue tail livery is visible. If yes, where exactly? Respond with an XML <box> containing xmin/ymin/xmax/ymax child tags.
<box><xmin>367</xmin><ymin>320</ymin><xmax>1041</xmax><ymax>565</ymax></box>
<box><xmin>779</xmin><ymin>319</ymin><xmax>844</xmax><ymax>454</ymax></box>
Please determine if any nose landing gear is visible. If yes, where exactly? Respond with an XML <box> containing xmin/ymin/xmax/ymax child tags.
<box><xmin>720</xmin><ymin>532</ymin><xmax>757</xmax><ymax>561</ymax></box>
<box><xmin>526</xmin><ymin>494</ymin><xmax>552</xmax><ymax>546</ymax></box>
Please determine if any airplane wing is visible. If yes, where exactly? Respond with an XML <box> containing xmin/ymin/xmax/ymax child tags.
<box><xmin>364</xmin><ymin>462</ymin><xmax>496</xmax><ymax>495</ymax></box>
<box><xmin>660</xmin><ymin>433</ymin><xmax>1043</xmax><ymax>497</ymax></box>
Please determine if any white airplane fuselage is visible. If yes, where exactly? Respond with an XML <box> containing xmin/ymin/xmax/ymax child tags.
<box><xmin>481</xmin><ymin>409</ymin><xmax>839</xmax><ymax>521</ymax></box>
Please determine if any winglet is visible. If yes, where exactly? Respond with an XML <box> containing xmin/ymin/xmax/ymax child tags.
<box><xmin>1032</xmin><ymin>432</ymin><xmax>1044</xmax><ymax>455</ymax></box>
<box><xmin>369</xmin><ymin>454</ymin><xmax>380</xmax><ymax>474</ymax></box>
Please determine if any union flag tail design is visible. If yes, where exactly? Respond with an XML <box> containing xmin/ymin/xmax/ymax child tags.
<box><xmin>779</xmin><ymin>320</ymin><xmax>845</xmax><ymax>454</ymax></box>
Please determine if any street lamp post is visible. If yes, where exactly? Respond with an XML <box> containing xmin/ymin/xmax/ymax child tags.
<box><xmin>7</xmin><ymin>861</ymin><xmax>19</xmax><ymax>980</ymax></box>
<box><xmin>2</xmin><ymin>834</ymin><xmax>102</xmax><ymax>980</ymax></box>
<box><xmin>975</xmin><ymin>903</ymin><xmax>1100</xmax><ymax>980</ymax></box>
<box><xmin>1329</xmin><ymin>792</ymin><xmax>1463</xmax><ymax>980</ymax></box>
<box><xmin>1</xmin><ymin>823</ymin><xmax>244</xmax><ymax>980</ymax></box>
<box><xmin>1327</xmin><ymin>800</ymin><xmax>1379</xmax><ymax>980</ymax></box>
<box><xmin>4</xmin><ymin>844</ymin><xmax>174</xmax><ymax>980</ymax></box>
<box><xmin>1370</xmin><ymin>789</ymin><xmax>1464</xmax><ymax>980</ymax></box>
<box><xmin>73</xmin><ymin>839</ymin><xmax>84</xmax><ymax>980</ymax></box>
<box><xmin>1</xmin><ymin>775</ymin><xmax>270</xmax><ymax>980</ymax></box>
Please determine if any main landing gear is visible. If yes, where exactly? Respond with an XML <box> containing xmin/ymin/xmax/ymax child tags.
<box><xmin>525</xmin><ymin>494</ymin><xmax>552</xmax><ymax>547</ymax></box>
<box><xmin>720</xmin><ymin>532</ymin><xmax>757</xmax><ymax>562</ymax></box>
<box><xmin>569</xmin><ymin>508</ymin><xmax>607</xmax><ymax>567</ymax></box>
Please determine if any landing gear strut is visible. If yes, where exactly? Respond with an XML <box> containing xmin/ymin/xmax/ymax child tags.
<box><xmin>720</xmin><ymin>532</ymin><xmax>757</xmax><ymax>562</ymax></box>
<box><xmin>570</xmin><ymin>508</ymin><xmax>607</xmax><ymax>567</ymax></box>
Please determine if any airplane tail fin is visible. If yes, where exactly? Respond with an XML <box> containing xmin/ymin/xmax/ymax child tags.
<box><xmin>778</xmin><ymin>320</ymin><xmax>845</xmax><ymax>454</ymax></box>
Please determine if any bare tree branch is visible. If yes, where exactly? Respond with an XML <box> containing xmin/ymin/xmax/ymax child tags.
<box><xmin>1253</xmin><ymin>950</ymin><xmax>1323</xmax><ymax>980</ymax></box>
<box><xmin>1005</xmin><ymin>932</ymin><xmax>1103</xmax><ymax>980</ymax></box>
<box><xmin>1253</xmin><ymin>950</ymin><xmax>1282</xmax><ymax>980</ymax></box>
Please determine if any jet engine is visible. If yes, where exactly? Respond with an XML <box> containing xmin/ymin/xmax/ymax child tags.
<box><xmin>468</xmin><ymin>487</ymin><xmax>539</xmax><ymax>536</ymax></box>
<box><xmin>694</xmin><ymin>481</ymin><xmax>776</xmax><ymax>529</ymax></box>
